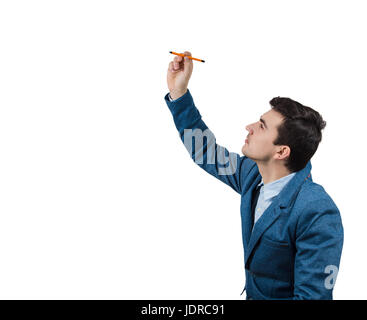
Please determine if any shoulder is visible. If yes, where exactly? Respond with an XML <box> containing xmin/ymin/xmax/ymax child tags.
<box><xmin>292</xmin><ymin>180</ymin><xmax>343</xmax><ymax>235</ymax></box>
<box><xmin>296</xmin><ymin>180</ymin><xmax>339</xmax><ymax>210</ymax></box>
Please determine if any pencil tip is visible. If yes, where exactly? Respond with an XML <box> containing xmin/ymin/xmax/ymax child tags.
<box><xmin>169</xmin><ymin>51</ymin><xmax>172</xmax><ymax>53</ymax></box>
<box><xmin>202</xmin><ymin>60</ymin><xmax>205</xmax><ymax>63</ymax></box>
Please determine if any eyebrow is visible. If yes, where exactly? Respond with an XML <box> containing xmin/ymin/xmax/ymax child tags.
<box><xmin>260</xmin><ymin>117</ymin><xmax>268</xmax><ymax>129</ymax></box>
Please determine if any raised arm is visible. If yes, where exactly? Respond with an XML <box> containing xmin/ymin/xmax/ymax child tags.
<box><xmin>165</xmin><ymin>51</ymin><xmax>255</xmax><ymax>194</ymax></box>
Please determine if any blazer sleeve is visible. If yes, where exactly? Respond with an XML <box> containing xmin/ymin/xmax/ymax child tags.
<box><xmin>292</xmin><ymin>199</ymin><xmax>344</xmax><ymax>300</ymax></box>
<box><xmin>164</xmin><ymin>89</ymin><xmax>254</xmax><ymax>195</ymax></box>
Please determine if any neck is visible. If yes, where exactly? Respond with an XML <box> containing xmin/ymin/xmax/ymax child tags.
<box><xmin>257</xmin><ymin>161</ymin><xmax>292</xmax><ymax>185</ymax></box>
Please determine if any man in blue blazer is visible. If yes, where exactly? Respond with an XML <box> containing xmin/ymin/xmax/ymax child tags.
<box><xmin>164</xmin><ymin>51</ymin><xmax>343</xmax><ymax>299</ymax></box>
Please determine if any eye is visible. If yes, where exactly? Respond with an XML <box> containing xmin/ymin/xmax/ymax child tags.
<box><xmin>260</xmin><ymin>123</ymin><xmax>264</xmax><ymax>129</ymax></box>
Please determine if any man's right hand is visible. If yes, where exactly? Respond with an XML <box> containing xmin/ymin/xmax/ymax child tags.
<box><xmin>167</xmin><ymin>51</ymin><xmax>193</xmax><ymax>100</ymax></box>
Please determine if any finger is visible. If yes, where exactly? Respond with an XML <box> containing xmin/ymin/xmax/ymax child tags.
<box><xmin>174</xmin><ymin>56</ymin><xmax>184</xmax><ymax>69</ymax></box>
<box><xmin>168</xmin><ymin>61</ymin><xmax>178</xmax><ymax>72</ymax></box>
<box><xmin>174</xmin><ymin>55</ymin><xmax>182</xmax><ymax>63</ymax></box>
<box><xmin>174</xmin><ymin>61</ymin><xmax>183</xmax><ymax>70</ymax></box>
<box><xmin>183</xmin><ymin>51</ymin><xmax>193</xmax><ymax>65</ymax></box>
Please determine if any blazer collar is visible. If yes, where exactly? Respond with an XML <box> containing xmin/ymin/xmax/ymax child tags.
<box><xmin>277</xmin><ymin>161</ymin><xmax>312</xmax><ymax>208</ymax></box>
<box><xmin>257</xmin><ymin>172</ymin><xmax>297</xmax><ymax>201</ymax></box>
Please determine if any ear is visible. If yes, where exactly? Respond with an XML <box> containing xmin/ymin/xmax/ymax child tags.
<box><xmin>275</xmin><ymin>145</ymin><xmax>291</xmax><ymax>161</ymax></box>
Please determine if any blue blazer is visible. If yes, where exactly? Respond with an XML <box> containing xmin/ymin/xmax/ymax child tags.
<box><xmin>165</xmin><ymin>90</ymin><xmax>344</xmax><ymax>300</ymax></box>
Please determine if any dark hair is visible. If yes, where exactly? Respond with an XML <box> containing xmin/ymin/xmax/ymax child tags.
<box><xmin>270</xmin><ymin>97</ymin><xmax>326</xmax><ymax>173</ymax></box>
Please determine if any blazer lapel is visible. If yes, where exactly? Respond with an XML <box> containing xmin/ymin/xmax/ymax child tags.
<box><xmin>244</xmin><ymin>161</ymin><xmax>312</xmax><ymax>267</ymax></box>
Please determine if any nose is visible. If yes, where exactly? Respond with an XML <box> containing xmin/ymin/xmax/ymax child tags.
<box><xmin>246</xmin><ymin>124</ymin><xmax>254</xmax><ymax>135</ymax></box>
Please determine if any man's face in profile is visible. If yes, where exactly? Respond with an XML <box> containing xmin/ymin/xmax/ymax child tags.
<box><xmin>242</xmin><ymin>109</ymin><xmax>284</xmax><ymax>162</ymax></box>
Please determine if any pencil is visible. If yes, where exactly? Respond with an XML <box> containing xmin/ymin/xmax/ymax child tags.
<box><xmin>169</xmin><ymin>51</ymin><xmax>205</xmax><ymax>63</ymax></box>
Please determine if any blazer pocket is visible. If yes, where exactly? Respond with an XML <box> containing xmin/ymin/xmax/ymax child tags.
<box><xmin>261</xmin><ymin>236</ymin><xmax>289</xmax><ymax>249</ymax></box>
<box><xmin>248</xmin><ymin>236</ymin><xmax>293</xmax><ymax>283</ymax></box>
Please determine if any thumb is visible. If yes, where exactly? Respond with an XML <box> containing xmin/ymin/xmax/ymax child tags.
<box><xmin>183</xmin><ymin>52</ymin><xmax>193</xmax><ymax>76</ymax></box>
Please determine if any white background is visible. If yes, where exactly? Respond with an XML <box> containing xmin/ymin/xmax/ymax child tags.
<box><xmin>0</xmin><ymin>0</ymin><xmax>366</xmax><ymax>299</ymax></box>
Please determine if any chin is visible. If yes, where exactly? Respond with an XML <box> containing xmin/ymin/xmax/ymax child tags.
<box><xmin>242</xmin><ymin>146</ymin><xmax>255</xmax><ymax>160</ymax></box>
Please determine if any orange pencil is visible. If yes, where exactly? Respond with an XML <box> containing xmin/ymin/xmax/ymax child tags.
<box><xmin>169</xmin><ymin>51</ymin><xmax>205</xmax><ymax>63</ymax></box>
